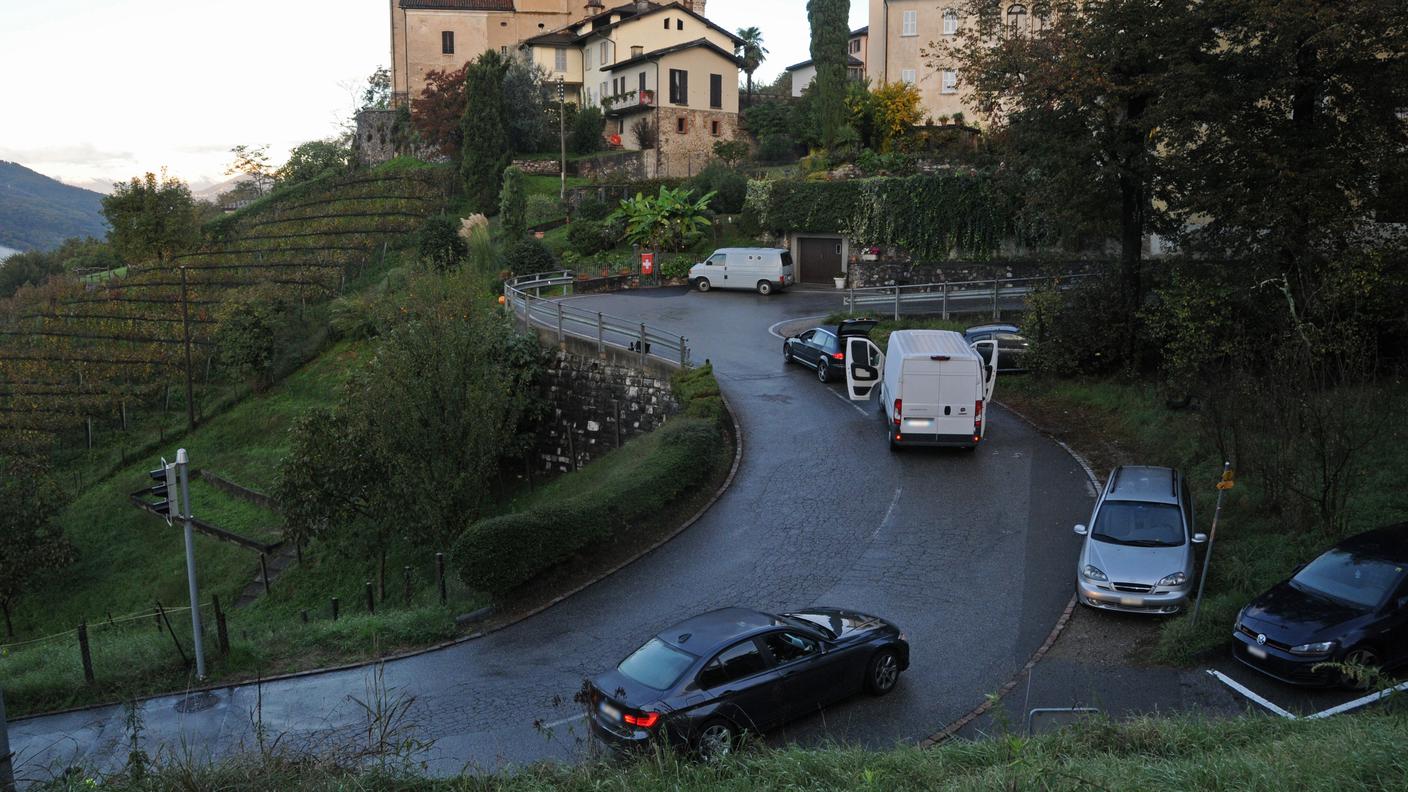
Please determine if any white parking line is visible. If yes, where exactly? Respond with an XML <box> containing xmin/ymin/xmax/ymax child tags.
<box><xmin>542</xmin><ymin>713</ymin><xmax>586</xmax><ymax>728</ymax></box>
<box><xmin>873</xmin><ymin>487</ymin><xmax>903</xmax><ymax>539</ymax></box>
<box><xmin>1206</xmin><ymin>669</ymin><xmax>1296</xmax><ymax>719</ymax></box>
<box><xmin>1305</xmin><ymin>680</ymin><xmax>1408</xmax><ymax>719</ymax></box>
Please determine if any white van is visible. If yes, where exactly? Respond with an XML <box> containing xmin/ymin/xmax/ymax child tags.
<box><xmin>844</xmin><ymin>329</ymin><xmax>998</xmax><ymax>450</ymax></box>
<box><xmin>688</xmin><ymin>248</ymin><xmax>795</xmax><ymax>295</ymax></box>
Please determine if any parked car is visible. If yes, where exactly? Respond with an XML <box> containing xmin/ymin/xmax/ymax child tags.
<box><xmin>783</xmin><ymin>319</ymin><xmax>878</xmax><ymax>383</ymax></box>
<box><xmin>689</xmin><ymin>248</ymin><xmax>795</xmax><ymax>295</ymax></box>
<box><xmin>843</xmin><ymin>329</ymin><xmax>999</xmax><ymax>450</ymax></box>
<box><xmin>1073</xmin><ymin>466</ymin><xmax>1206</xmax><ymax>614</ymax></box>
<box><xmin>588</xmin><ymin>606</ymin><xmax>909</xmax><ymax>758</ymax></box>
<box><xmin>1233</xmin><ymin>522</ymin><xmax>1408</xmax><ymax>687</ymax></box>
<box><xmin>963</xmin><ymin>323</ymin><xmax>1030</xmax><ymax>373</ymax></box>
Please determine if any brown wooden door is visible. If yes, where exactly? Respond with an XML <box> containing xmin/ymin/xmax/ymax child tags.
<box><xmin>798</xmin><ymin>238</ymin><xmax>841</xmax><ymax>284</ymax></box>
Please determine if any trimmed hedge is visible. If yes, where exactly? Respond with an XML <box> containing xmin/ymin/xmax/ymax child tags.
<box><xmin>453</xmin><ymin>364</ymin><xmax>728</xmax><ymax>596</ymax></box>
<box><xmin>744</xmin><ymin>173</ymin><xmax>1037</xmax><ymax>260</ymax></box>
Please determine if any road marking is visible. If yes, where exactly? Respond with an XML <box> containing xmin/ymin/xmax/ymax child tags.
<box><xmin>873</xmin><ymin>486</ymin><xmax>903</xmax><ymax>539</ymax></box>
<box><xmin>1206</xmin><ymin>669</ymin><xmax>1296</xmax><ymax>718</ymax></box>
<box><xmin>1305</xmin><ymin>680</ymin><xmax>1408</xmax><ymax>719</ymax></box>
<box><xmin>826</xmin><ymin>385</ymin><xmax>872</xmax><ymax>416</ymax></box>
<box><xmin>767</xmin><ymin>315</ymin><xmax>833</xmax><ymax>339</ymax></box>
<box><xmin>542</xmin><ymin>713</ymin><xmax>586</xmax><ymax>728</ymax></box>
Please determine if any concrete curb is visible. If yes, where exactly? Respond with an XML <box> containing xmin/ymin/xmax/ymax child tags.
<box><xmin>917</xmin><ymin>399</ymin><xmax>1101</xmax><ymax>747</ymax></box>
<box><xmin>13</xmin><ymin>378</ymin><xmax>745</xmax><ymax>725</ymax></box>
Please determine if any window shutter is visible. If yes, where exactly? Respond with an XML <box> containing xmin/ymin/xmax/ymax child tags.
<box><xmin>709</xmin><ymin>73</ymin><xmax>722</xmax><ymax>108</ymax></box>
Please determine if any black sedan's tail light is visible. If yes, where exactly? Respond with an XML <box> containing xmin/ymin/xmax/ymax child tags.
<box><xmin>624</xmin><ymin>711</ymin><xmax>660</xmax><ymax>728</ymax></box>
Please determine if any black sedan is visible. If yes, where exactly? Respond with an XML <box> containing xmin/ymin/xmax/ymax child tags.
<box><xmin>1233</xmin><ymin>522</ymin><xmax>1408</xmax><ymax>687</ymax></box>
<box><xmin>783</xmin><ymin>319</ymin><xmax>877</xmax><ymax>383</ymax></box>
<box><xmin>588</xmin><ymin>606</ymin><xmax>909</xmax><ymax>757</ymax></box>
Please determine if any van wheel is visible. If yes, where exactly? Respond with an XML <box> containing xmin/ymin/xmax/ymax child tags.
<box><xmin>756</xmin><ymin>280</ymin><xmax>773</xmax><ymax>296</ymax></box>
<box><xmin>886</xmin><ymin>421</ymin><xmax>899</xmax><ymax>451</ymax></box>
<box><xmin>696</xmin><ymin>278</ymin><xmax>711</xmax><ymax>293</ymax></box>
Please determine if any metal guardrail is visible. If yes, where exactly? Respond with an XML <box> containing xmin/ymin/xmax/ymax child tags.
<box><xmin>843</xmin><ymin>274</ymin><xmax>1089</xmax><ymax>321</ymax></box>
<box><xmin>504</xmin><ymin>271</ymin><xmax>691</xmax><ymax>367</ymax></box>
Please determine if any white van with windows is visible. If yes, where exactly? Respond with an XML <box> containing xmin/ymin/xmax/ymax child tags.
<box><xmin>688</xmin><ymin>248</ymin><xmax>795</xmax><ymax>295</ymax></box>
<box><xmin>844</xmin><ymin>330</ymin><xmax>998</xmax><ymax>451</ymax></box>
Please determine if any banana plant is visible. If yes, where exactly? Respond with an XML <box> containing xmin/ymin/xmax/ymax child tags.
<box><xmin>608</xmin><ymin>186</ymin><xmax>716</xmax><ymax>252</ymax></box>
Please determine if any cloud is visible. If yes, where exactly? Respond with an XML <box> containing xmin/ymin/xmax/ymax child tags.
<box><xmin>0</xmin><ymin>142</ymin><xmax>135</xmax><ymax>168</ymax></box>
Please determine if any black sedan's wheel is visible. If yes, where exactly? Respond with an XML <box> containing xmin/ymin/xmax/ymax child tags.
<box><xmin>783</xmin><ymin>343</ymin><xmax>794</xmax><ymax>363</ymax></box>
<box><xmin>866</xmin><ymin>649</ymin><xmax>901</xmax><ymax>695</ymax></box>
<box><xmin>816</xmin><ymin>360</ymin><xmax>831</xmax><ymax>383</ymax></box>
<box><xmin>756</xmin><ymin>280</ymin><xmax>773</xmax><ymax>296</ymax></box>
<box><xmin>1341</xmin><ymin>645</ymin><xmax>1383</xmax><ymax>690</ymax></box>
<box><xmin>695</xmin><ymin>718</ymin><xmax>738</xmax><ymax>760</ymax></box>
<box><xmin>696</xmin><ymin>278</ymin><xmax>711</xmax><ymax>293</ymax></box>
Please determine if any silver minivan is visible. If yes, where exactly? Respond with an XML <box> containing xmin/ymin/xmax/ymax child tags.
<box><xmin>688</xmin><ymin>248</ymin><xmax>795</xmax><ymax>295</ymax></box>
<box><xmin>1074</xmin><ymin>465</ymin><xmax>1208</xmax><ymax>615</ymax></box>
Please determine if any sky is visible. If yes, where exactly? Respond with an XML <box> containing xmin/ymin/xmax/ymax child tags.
<box><xmin>0</xmin><ymin>1</ymin><xmax>866</xmax><ymax>194</ymax></box>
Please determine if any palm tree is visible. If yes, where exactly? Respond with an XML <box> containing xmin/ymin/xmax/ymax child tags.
<box><xmin>736</xmin><ymin>27</ymin><xmax>768</xmax><ymax>109</ymax></box>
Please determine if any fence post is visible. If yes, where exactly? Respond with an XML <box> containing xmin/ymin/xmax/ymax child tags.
<box><xmin>77</xmin><ymin>622</ymin><xmax>95</xmax><ymax>685</ymax></box>
<box><xmin>597</xmin><ymin>312</ymin><xmax>605</xmax><ymax>358</ymax></box>
<box><xmin>679</xmin><ymin>336</ymin><xmax>688</xmax><ymax>367</ymax></box>
<box><xmin>365</xmin><ymin>582</ymin><xmax>375</xmax><ymax>614</ymax></box>
<box><xmin>403</xmin><ymin>565</ymin><xmax>412</xmax><ymax>606</ymax></box>
<box><xmin>436</xmin><ymin>553</ymin><xmax>447</xmax><ymax>605</ymax></box>
<box><xmin>638</xmin><ymin>323</ymin><xmax>647</xmax><ymax>362</ymax></box>
<box><xmin>893</xmin><ymin>287</ymin><xmax>900</xmax><ymax>321</ymax></box>
<box><xmin>942</xmin><ymin>282</ymin><xmax>950</xmax><ymax>320</ymax></box>
<box><xmin>331</xmin><ymin>597</ymin><xmax>340</xmax><ymax>621</ymax></box>
<box><xmin>992</xmin><ymin>278</ymin><xmax>1000</xmax><ymax>320</ymax></box>
<box><xmin>847</xmin><ymin>288</ymin><xmax>854</xmax><ymax>315</ymax></box>
<box><xmin>259</xmin><ymin>554</ymin><xmax>271</xmax><ymax>597</ymax></box>
<box><xmin>212</xmin><ymin>594</ymin><xmax>230</xmax><ymax>658</ymax></box>
<box><xmin>556</xmin><ymin>302</ymin><xmax>565</xmax><ymax>347</ymax></box>
<box><xmin>1</xmin><ymin>686</ymin><xmax>14</xmax><ymax>792</ymax></box>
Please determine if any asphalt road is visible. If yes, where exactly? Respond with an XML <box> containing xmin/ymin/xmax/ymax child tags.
<box><xmin>9</xmin><ymin>287</ymin><xmax>1093</xmax><ymax>783</ymax></box>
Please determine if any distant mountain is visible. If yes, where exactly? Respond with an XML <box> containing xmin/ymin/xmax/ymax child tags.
<box><xmin>0</xmin><ymin>161</ymin><xmax>109</xmax><ymax>252</ymax></box>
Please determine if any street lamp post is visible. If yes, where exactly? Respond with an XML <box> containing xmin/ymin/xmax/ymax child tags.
<box><xmin>558</xmin><ymin>77</ymin><xmax>566</xmax><ymax>202</ymax></box>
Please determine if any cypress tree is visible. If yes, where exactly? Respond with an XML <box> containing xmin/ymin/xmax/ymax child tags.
<box><xmin>807</xmin><ymin>0</ymin><xmax>851</xmax><ymax>150</ymax></box>
<box><xmin>461</xmin><ymin>50</ymin><xmax>512</xmax><ymax>213</ymax></box>
<box><xmin>498</xmin><ymin>165</ymin><xmax>528</xmax><ymax>242</ymax></box>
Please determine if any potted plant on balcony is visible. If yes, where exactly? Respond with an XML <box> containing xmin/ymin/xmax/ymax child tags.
<box><xmin>833</xmin><ymin>272</ymin><xmax>846</xmax><ymax>289</ymax></box>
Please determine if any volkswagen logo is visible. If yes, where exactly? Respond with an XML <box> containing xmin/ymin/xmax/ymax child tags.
<box><xmin>1256</xmin><ymin>634</ymin><xmax>1267</xmax><ymax>646</ymax></box>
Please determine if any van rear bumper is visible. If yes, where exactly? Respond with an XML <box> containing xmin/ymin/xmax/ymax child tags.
<box><xmin>891</xmin><ymin>431</ymin><xmax>979</xmax><ymax>448</ymax></box>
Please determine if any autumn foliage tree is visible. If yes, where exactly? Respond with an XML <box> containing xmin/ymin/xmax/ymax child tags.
<box><xmin>412</xmin><ymin>64</ymin><xmax>469</xmax><ymax>156</ymax></box>
<box><xmin>0</xmin><ymin>456</ymin><xmax>75</xmax><ymax>638</ymax></box>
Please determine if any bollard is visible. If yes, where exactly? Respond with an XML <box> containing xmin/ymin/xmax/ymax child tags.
<box><xmin>77</xmin><ymin>622</ymin><xmax>95</xmax><ymax>685</ymax></box>
<box><xmin>436</xmin><ymin>552</ymin><xmax>447</xmax><ymax>605</ymax></box>
<box><xmin>403</xmin><ymin>566</ymin><xmax>412</xmax><ymax>606</ymax></box>
<box><xmin>679</xmin><ymin>336</ymin><xmax>687</xmax><ymax>367</ymax></box>
<box><xmin>596</xmin><ymin>312</ymin><xmax>605</xmax><ymax>358</ymax></box>
<box><xmin>365</xmin><ymin>582</ymin><xmax>375</xmax><ymax>614</ymax></box>
<box><xmin>331</xmin><ymin>597</ymin><xmax>340</xmax><ymax>621</ymax></box>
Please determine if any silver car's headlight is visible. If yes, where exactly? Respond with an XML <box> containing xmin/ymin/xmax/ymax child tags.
<box><xmin>1158</xmin><ymin>572</ymin><xmax>1187</xmax><ymax>587</ymax></box>
<box><xmin>1082</xmin><ymin>565</ymin><xmax>1107</xmax><ymax>582</ymax></box>
<box><xmin>1289</xmin><ymin>641</ymin><xmax>1337</xmax><ymax>656</ymax></box>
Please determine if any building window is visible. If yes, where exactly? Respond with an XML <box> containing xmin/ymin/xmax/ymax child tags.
<box><xmin>849</xmin><ymin>39</ymin><xmax>861</xmax><ymax>54</ymax></box>
<box><xmin>676</xmin><ymin>116</ymin><xmax>687</xmax><ymax>134</ymax></box>
<box><xmin>639</xmin><ymin>71</ymin><xmax>647</xmax><ymax>93</ymax></box>
<box><xmin>586</xmin><ymin>46</ymin><xmax>593</xmax><ymax>68</ymax></box>
<box><xmin>632</xmin><ymin>45</ymin><xmax>644</xmax><ymax>57</ymax></box>
<box><xmin>441</xmin><ymin>31</ymin><xmax>454</xmax><ymax>54</ymax></box>
<box><xmin>676</xmin><ymin>19</ymin><xmax>683</xmax><ymax>30</ymax></box>
<box><xmin>901</xmin><ymin>68</ymin><xmax>916</xmax><ymax>84</ymax></box>
<box><xmin>942</xmin><ymin>70</ymin><xmax>958</xmax><ymax>94</ymax></box>
<box><xmin>663</xmin><ymin>17</ymin><xmax>670</xmax><ymax>29</ymax></box>
<box><xmin>1007</xmin><ymin>4</ymin><xmax>1028</xmax><ymax>32</ymax></box>
<box><xmin>599</xmin><ymin>41</ymin><xmax>609</xmax><ymax>64</ymax></box>
<box><xmin>500</xmin><ymin>45</ymin><xmax>509</xmax><ymax>57</ymax></box>
<box><xmin>555</xmin><ymin>47</ymin><xmax>567</xmax><ymax>71</ymax></box>
<box><xmin>1034</xmin><ymin>2</ymin><xmax>1051</xmax><ymax>30</ymax></box>
<box><xmin>669</xmin><ymin>68</ymin><xmax>688</xmax><ymax>105</ymax></box>
<box><xmin>902</xmin><ymin>10</ymin><xmax>918</xmax><ymax>36</ymax></box>
<box><xmin>600</xmin><ymin>81</ymin><xmax>608</xmax><ymax>103</ymax></box>
<box><xmin>710</xmin><ymin>119</ymin><xmax>721</xmax><ymax>136</ymax></box>
<box><xmin>709</xmin><ymin>73</ymin><xmax>722</xmax><ymax>108</ymax></box>
<box><xmin>943</xmin><ymin>9</ymin><xmax>959</xmax><ymax>35</ymax></box>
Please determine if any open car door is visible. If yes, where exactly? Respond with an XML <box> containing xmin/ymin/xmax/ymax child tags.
<box><xmin>971</xmin><ymin>339</ymin><xmax>998</xmax><ymax>403</ymax></box>
<box><xmin>845</xmin><ymin>337</ymin><xmax>884</xmax><ymax>401</ymax></box>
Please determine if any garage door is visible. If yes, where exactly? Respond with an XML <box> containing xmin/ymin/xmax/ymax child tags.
<box><xmin>798</xmin><ymin>237</ymin><xmax>842</xmax><ymax>284</ymax></box>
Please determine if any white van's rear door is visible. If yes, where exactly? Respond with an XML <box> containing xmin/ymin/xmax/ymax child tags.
<box><xmin>844</xmin><ymin>337</ymin><xmax>884</xmax><ymax>400</ymax></box>
<box><xmin>970</xmin><ymin>339</ymin><xmax>999</xmax><ymax>402</ymax></box>
<box><xmin>901</xmin><ymin>363</ymin><xmax>981</xmax><ymax>435</ymax></box>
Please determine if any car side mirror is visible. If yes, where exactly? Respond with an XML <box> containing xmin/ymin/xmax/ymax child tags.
<box><xmin>1073</xmin><ymin>524</ymin><xmax>1088</xmax><ymax>536</ymax></box>
<box><xmin>1192</xmin><ymin>533</ymin><xmax>1208</xmax><ymax>544</ymax></box>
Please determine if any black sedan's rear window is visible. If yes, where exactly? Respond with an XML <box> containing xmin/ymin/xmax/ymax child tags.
<box><xmin>618</xmin><ymin>638</ymin><xmax>697</xmax><ymax>690</ymax></box>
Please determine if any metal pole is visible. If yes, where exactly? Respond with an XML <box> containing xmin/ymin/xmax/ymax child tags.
<box><xmin>1192</xmin><ymin>461</ymin><xmax>1232</xmax><ymax>627</ymax></box>
<box><xmin>179</xmin><ymin>267</ymin><xmax>195</xmax><ymax>431</ymax></box>
<box><xmin>556</xmin><ymin>302</ymin><xmax>565</xmax><ymax>347</ymax></box>
<box><xmin>679</xmin><ymin>336</ymin><xmax>687</xmax><ymax>367</ymax></box>
<box><xmin>942</xmin><ymin>282</ymin><xmax>949</xmax><ymax>320</ymax></box>
<box><xmin>992</xmin><ymin>278</ymin><xmax>1000</xmax><ymax>320</ymax></box>
<box><xmin>177</xmin><ymin>448</ymin><xmax>207</xmax><ymax>680</ymax></box>
<box><xmin>597</xmin><ymin>312</ymin><xmax>605</xmax><ymax>358</ymax></box>
<box><xmin>847</xmin><ymin>288</ymin><xmax>854</xmax><ymax>315</ymax></box>
<box><xmin>893</xmin><ymin>286</ymin><xmax>900</xmax><ymax>321</ymax></box>
<box><xmin>558</xmin><ymin>77</ymin><xmax>567</xmax><ymax>203</ymax></box>
<box><xmin>1</xmin><ymin>686</ymin><xmax>14</xmax><ymax>792</ymax></box>
<box><xmin>638</xmin><ymin>322</ymin><xmax>647</xmax><ymax>362</ymax></box>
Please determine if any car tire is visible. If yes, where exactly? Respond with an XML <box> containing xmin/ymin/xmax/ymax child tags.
<box><xmin>866</xmin><ymin>648</ymin><xmax>901</xmax><ymax>695</ymax></box>
<box><xmin>783</xmin><ymin>343</ymin><xmax>794</xmax><ymax>363</ymax></box>
<box><xmin>1341</xmin><ymin>645</ymin><xmax>1383</xmax><ymax>690</ymax></box>
<box><xmin>694</xmin><ymin>718</ymin><xmax>738</xmax><ymax>760</ymax></box>
<box><xmin>816</xmin><ymin>360</ymin><xmax>830</xmax><ymax>383</ymax></box>
<box><xmin>756</xmin><ymin>280</ymin><xmax>773</xmax><ymax>296</ymax></box>
<box><xmin>696</xmin><ymin>278</ymin><xmax>711</xmax><ymax>292</ymax></box>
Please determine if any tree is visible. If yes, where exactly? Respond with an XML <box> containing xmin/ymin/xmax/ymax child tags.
<box><xmin>571</xmin><ymin>106</ymin><xmax>606</xmax><ymax>154</ymax></box>
<box><xmin>736</xmin><ymin>26</ymin><xmax>769</xmax><ymax>109</ymax></box>
<box><xmin>0</xmin><ymin>249</ymin><xmax>64</xmax><ymax>297</ymax></box>
<box><xmin>712</xmin><ymin>138</ymin><xmax>750</xmax><ymax>168</ymax></box>
<box><xmin>807</xmin><ymin>0</ymin><xmax>852</xmax><ymax>150</ymax></box>
<box><xmin>418</xmin><ymin>215</ymin><xmax>468</xmax><ymax>271</ymax></box>
<box><xmin>214</xmin><ymin>289</ymin><xmax>289</xmax><ymax>392</ymax></box>
<box><xmin>362</xmin><ymin>65</ymin><xmax>392</xmax><ymax>109</ymax></box>
<box><xmin>608</xmin><ymin>187</ymin><xmax>716</xmax><ymax>252</ymax></box>
<box><xmin>276</xmin><ymin>138</ymin><xmax>350</xmax><ymax>187</ymax></box>
<box><xmin>869</xmin><ymin>81</ymin><xmax>923</xmax><ymax>152</ymax></box>
<box><xmin>226</xmin><ymin>144</ymin><xmax>275</xmax><ymax>195</ymax></box>
<box><xmin>498</xmin><ymin>166</ymin><xmax>528</xmax><ymax>241</ymax></box>
<box><xmin>101</xmin><ymin>171</ymin><xmax>199</xmax><ymax>266</ymax></box>
<box><xmin>461</xmin><ymin>51</ymin><xmax>513</xmax><ymax>213</ymax></box>
<box><xmin>413</xmin><ymin>64</ymin><xmax>470</xmax><ymax>156</ymax></box>
<box><xmin>0</xmin><ymin>456</ymin><xmax>75</xmax><ymax>638</ymax></box>
<box><xmin>936</xmin><ymin>0</ymin><xmax>1191</xmax><ymax>362</ymax></box>
<box><xmin>504</xmin><ymin>57</ymin><xmax>551</xmax><ymax>154</ymax></box>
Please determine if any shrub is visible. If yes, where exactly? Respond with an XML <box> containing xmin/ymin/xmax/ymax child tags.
<box><xmin>757</xmin><ymin>134</ymin><xmax>799</xmax><ymax>163</ymax></box>
<box><xmin>659</xmin><ymin>254</ymin><xmax>694</xmax><ymax>281</ymax></box>
<box><xmin>418</xmin><ymin>215</ymin><xmax>468</xmax><ymax>271</ymax></box>
<box><xmin>573</xmin><ymin>196</ymin><xmax>614</xmax><ymax>221</ymax></box>
<box><xmin>502</xmin><ymin>238</ymin><xmax>557</xmax><ymax>276</ymax></box>
<box><xmin>567</xmin><ymin>220</ymin><xmax>614</xmax><ymax>256</ymax></box>
<box><xmin>498</xmin><ymin>166</ymin><xmax>527</xmax><ymax>241</ymax></box>
<box><xmin>571</xmin><ymin>106</ymin><xmax>605</xmax><ymax>154</ymax></box>
<box><xmin>525</xmin><ymin>194</ymin><xmax>563</xmax><ymax>226</ymax></box>
<box><xmin>688</xmin><ymin>163</ymin><xmax>748</xmax><ymax>214</ymax></box>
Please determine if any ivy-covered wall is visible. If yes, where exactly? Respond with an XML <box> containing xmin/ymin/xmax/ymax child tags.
<box><xmin>746</xmin><ymin>174</ymin><xmax>1032</xmax><ymax>261</ymax></box>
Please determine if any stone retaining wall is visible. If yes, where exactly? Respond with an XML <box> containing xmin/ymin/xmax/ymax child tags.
<box><xmin>534</xmin><ymin>349</ymin><xmax>677</xmax><ymax>475</ymax></box>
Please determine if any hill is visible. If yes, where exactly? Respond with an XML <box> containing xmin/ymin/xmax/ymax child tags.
<box><xmin>0</xmin><ymin>160</ymin><xmax>109</xmax><ymax>251</ymax></box>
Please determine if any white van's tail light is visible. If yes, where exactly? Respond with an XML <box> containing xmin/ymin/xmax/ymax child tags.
<box><xmin>973</xmin><ymin>399</ymin><xmax>984</xmax><ymax>439</ymax></box>
<box><xmin>893</xmin><ymin>398</ymin><xmax>902</xmax><ymax>426</ymax></box>
<box><xmin>779</xmin><ymin>276</ymin><xmax>785</xmax><ymax>285</ymax></box>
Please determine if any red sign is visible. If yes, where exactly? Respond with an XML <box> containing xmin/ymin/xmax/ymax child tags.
<box><xmin>641</xmin><ymin>252</ymin><xmax>655</xmax><ymax>275</ymax></box>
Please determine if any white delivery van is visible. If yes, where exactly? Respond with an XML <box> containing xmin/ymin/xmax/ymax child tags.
<box><xmin>843</xmin><ymin>329</ymin><xmax>998</xmax><ymax>450</ymax></box>
<box><xmin>688</xmin><ymin>248</ymin><xmax>795</xmax><ymax>295</ymax></box>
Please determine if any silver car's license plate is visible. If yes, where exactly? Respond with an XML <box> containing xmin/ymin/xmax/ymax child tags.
<box><xmin>599</xmin><ymin>701</ymin><xmax>621</xmax><ymax>721</ymax></box>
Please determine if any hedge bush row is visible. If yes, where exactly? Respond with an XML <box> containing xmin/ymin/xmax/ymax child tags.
<box><xmin>453</xmin><ymin>363</ymin><xmax>728</xmax><ymax>596</ymax></box>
